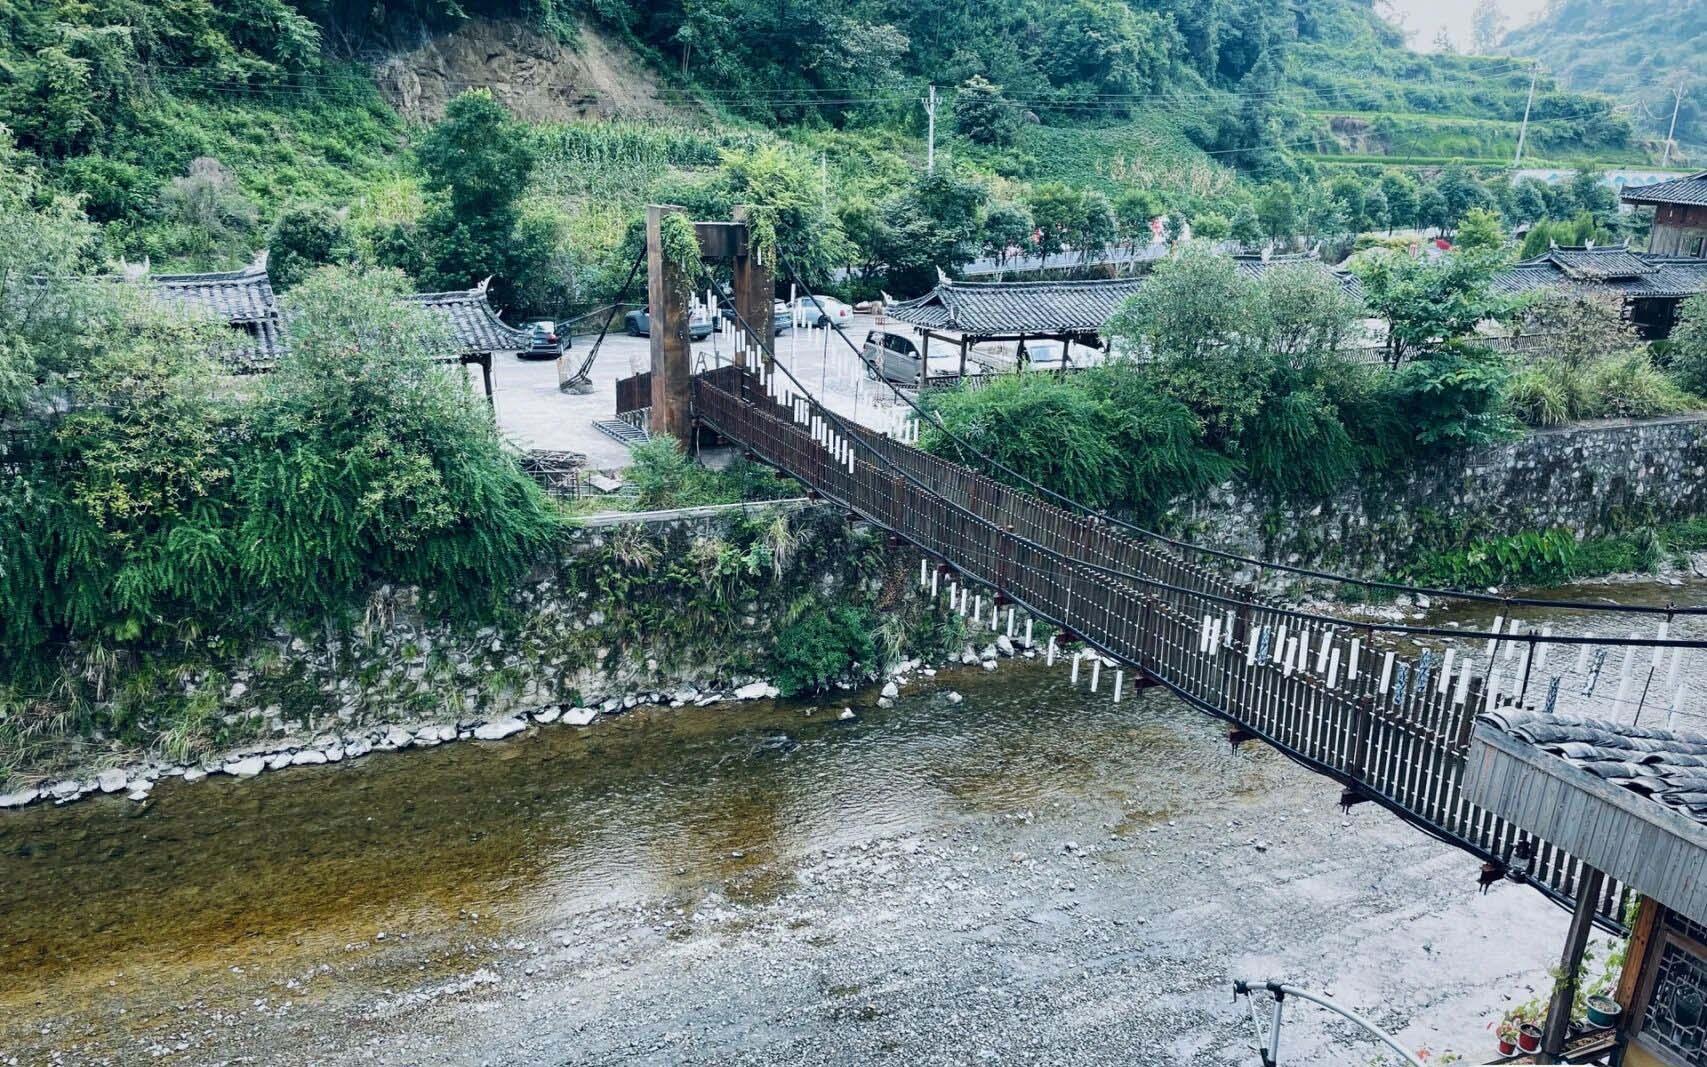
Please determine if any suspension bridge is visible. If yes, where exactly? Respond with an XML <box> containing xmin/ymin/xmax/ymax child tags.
<box><xmin>615</xmin><ymin>206</ymin><xmax>1707</xmax><ymax>932</ymax></box>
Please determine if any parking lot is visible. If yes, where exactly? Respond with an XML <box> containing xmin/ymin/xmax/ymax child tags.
<box><xmin>487</xmin><ymin>312</ymin><xmax>1102</xmax><ymax>472</ymax></box>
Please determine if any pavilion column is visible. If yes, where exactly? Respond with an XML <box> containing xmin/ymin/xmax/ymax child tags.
<box><xmin>646</xmin><ymin>204</ymin><xmax>694</xmax><ymax>447</ymax></box>
<box><xmin>1542</xmin><ymin>865</ymin><xmax>1606</xmax><ymax>1058</ymax></box>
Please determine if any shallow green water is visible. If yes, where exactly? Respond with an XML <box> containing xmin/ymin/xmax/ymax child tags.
<box><xmin>0</xmin><ymin>661</ymin><xmax>1270</xmax><ymax>1024</ymax></box>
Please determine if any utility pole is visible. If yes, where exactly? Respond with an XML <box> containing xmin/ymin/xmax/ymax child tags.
<box><xmin>1664</xmin><ymin>83</ymin><xmax>1686</xmax><ymax>167</ymax></box>
<box><xmin>1514</xmin><ymin>66</ymin><xmax>1539</xmax><ymax>167</ymax></box>
<box><xmin>924</xmin><ymin>84</ymin><xmax>938</xmax><ymax>175</ymax></box>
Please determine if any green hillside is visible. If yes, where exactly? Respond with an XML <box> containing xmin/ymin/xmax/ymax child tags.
<box><xmin>1286</xmin><ymin>2</ymin><xmax>1642</xmax><ymax>166</ymax></box>
<box><xmin>1504</xmin><ymin>0</ymin><xmax>1705</xmax><ymax>158</ymax></box>
<box><xmin>0</xmin><ymin>0</ymin><xmax>1651</xmax><ymax>310</ymax></box>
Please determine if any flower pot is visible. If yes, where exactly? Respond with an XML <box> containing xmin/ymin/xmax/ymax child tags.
<box><xmin>1497</xmin><ymin>1037</ymin><xmax>1517</xmax><ymax>1055</ymax></box>
<box><xmin>1518</xmin><ymin>1024</ymin><xmax>1543</xmax><ymax>1052</ymax></box>
<box><xmin>1587</xmin><ymin>995</ymin><xmax>1622</xmax><ymax>1029</ymax></box>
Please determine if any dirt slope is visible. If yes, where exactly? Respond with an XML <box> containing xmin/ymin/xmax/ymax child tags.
<box><xmin>374</xmin><ymin>18</ymin><xmax>682</xmax><ymax>124</ymax></box>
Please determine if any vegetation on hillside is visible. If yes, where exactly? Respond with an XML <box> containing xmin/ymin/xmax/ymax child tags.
<box><xmin>0</xmin><ymin>145</ymin><xmax>562</xmax><ymax>680</ymax></box>
<box><xmin>1504</xmin><ymin>0</ymin><xmax>1705</xmax><ymax>155</ymax></box>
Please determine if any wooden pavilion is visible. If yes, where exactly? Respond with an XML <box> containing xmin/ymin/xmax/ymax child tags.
<box><xmin>885</xmin><ymin>253</ymin><xmax>1362</xmax><ymax>379</ymax></box>
<box><xmin>1468</xmin><ymin>710</ymin><xmax>1707</xmax><ymax>1064</ymax></box>
<box><xmin>136</xmin><ymin>252</ymin><xmax>531</xmax><ymax>397</ymax></box>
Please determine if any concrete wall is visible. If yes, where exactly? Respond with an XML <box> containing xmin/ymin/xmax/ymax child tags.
<box><xmin>1163</xmin><ymin>413</ymin><xmax>1707</xmax><ymax>582</ymax></box>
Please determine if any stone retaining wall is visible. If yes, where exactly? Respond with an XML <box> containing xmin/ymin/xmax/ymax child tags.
<box><xmin>1164</xmin><ymin>414</ymin><xmax>1707</xmax><ymax>584</ymax></box>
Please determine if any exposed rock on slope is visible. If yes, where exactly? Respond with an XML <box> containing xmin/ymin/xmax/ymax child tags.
<box><xmin>374</xmin><ymin>18</ymin><xmax>680</xmax><ymax>124</ymax></box>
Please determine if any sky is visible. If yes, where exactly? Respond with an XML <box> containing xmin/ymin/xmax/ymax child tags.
<box><xmin>1382</xmin><ymin>0</ymin><xmax>1551</xmax><ymax>53</ymax></box>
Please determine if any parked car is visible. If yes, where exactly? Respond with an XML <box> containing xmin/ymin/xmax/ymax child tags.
<box><xmin>716</xmin><ymin>300</ymin><xmax>791</xmax><ymax>335</ymax></box>
<box><xmin>792</xmin><ymin>295</ymin><xmax>854</xmax><ymax>329</ymax></box>
<box><xmin>862</xmin><ymin>329</ymin><xmax>924</xmax><ymax>386</ymax></box>
<box><xmin>519</xmin><ymin>320</ymin><xmax>564</xmax><ymax>360</ymax></box>
<box><xmin>625</xmin><ymin>306</ymin><xmax>714</xmax><ymax>340</ymax></box>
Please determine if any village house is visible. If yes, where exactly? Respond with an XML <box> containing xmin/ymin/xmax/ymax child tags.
<box><xmin>1623</xmin><ymin>173</ymin><xmax>1707</xmax><ymax>259</ymax></box>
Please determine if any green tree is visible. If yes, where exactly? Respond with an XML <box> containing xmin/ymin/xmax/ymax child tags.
<box><xmin>1114</xmin><ymin>187</ymin><xmax>1163</xmax><ymax>250</ymax></box>
<box><xmin>1255</xmin><ymin>183</ymin><xmax>1297</xmax><ymax>240</ymax></box>
<box><xmin>952</xmin><ymin>75</ymin><xmax>1022</xmax><ymax>146</ymax></box>
<box><xmin>1028</xmin><ymin>182</ymin><xmax>1085</xmax><ymax>258</ymax></box>
<box><xmin>1669</xmin><ymin>293</ymin><xmax>1707</xmax><ymax>396</ymax></box>
<box><xmin>1362</xmin><ymin>184</ymin><xmax>1390</xmax><ymax>234</ymax></box>
<box><xmin>1355</xmin><ymin>250</ymin><xmax>1507</xmax><ymax>362</ymax></box>
<box><xmin>1454</xmin><ymin>208</ymin><xmax>1506</xmax><ymax>254</ymax></box>
<box><xmin>242</xmin><ymin>266</ymin><xmax>559</xmax><ymax>616</ymax></box>
<box><xmin>1567</xmin><ymin>167</ymin><xmax>1617</xmax><ymax>219</ymax></box>
<box><xmin>1379</xmin><ymin>171</ymin><xmax>1420</xmax><ymax>232</ymax></box>
<box><xmin>268</xmin><ymin>204</ymin><xmax>351</xmax><ymax>290</ymax></box>
<box><xmin>417</xmin><ymin>90</ymin><xmax>537</xmax><ymax>303</ymax></box>
<box><xmin>1229</xmin><ymin>203</ymin><xmax>1264</xmax><ymax>246</ymax></box>
<box><xmin>1433</xmin><ymin>164</ymin><xmax>1488</xmax><ymax>231</ymax></box>
<box><xmin>981</xmin><ymin>200</ymin><xmax>1035</xmax><ymax>270</ymax></box>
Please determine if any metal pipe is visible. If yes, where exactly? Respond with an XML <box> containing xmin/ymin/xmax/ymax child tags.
<box><xmin>1235</xmin><ymin>981</ymin><xmax>1426</xmax><ymax>1067</ymax></box>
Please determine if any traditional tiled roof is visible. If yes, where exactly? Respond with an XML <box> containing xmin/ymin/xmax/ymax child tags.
<box><xmin>888</xmin><ymin>277</ymin><xmax>1147</xmax><ymax>335</ymax></box>
<box><xmin>1490</xmin><ymin>246</ymin><xmax>1707</xmax><ymax>300</ymax></box>
<box><xmin>405</xmin><ymin>280</ymin><xmax>534</xmax><ymax>355</ymax></box>
<box><xmin>1231</xmin><ymin>252</ymin><xmax>1365</xmax><ymax>296</ymax></box>
<box><xmin>888</xmin><ymin>253</ymin><xmax>1360</xmax><ymax>338</ymax></box>
<box><xmin>1481</xmin><ymin>708</ymin><xmax>1707</xmax><ymax>823</ymax></box>
<box><xmin>1620</xmin><ymin>171</ymin><xmax>1707</xmax><ymax>208</ymax></box>
<box><xmin>134</xmin><ymin>256</ymin><xmax>528</xmax><ymax>370</ymax></box>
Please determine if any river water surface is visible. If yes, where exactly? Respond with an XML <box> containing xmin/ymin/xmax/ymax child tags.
<box><xmin>3</xmin><ymin>660</ymin><xmax>1279</xmax><ymax>1052</ymax></box>
<box><xmin>10</xmin><ymin>582</ymin><xmax>1688</xmax><ymax>1064</ymax></box>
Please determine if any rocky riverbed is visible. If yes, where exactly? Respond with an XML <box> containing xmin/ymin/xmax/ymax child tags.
<box><xmin>2</xmin><ymin>658</ymin><xmax>1580</xmax><ymax>1066</ymax></box>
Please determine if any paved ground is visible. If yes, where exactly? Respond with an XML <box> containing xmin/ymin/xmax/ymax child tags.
<box><xmin>489</xmin><ymin>314</ymin><xmax>1105</xmax><ymax>473</ymax></box>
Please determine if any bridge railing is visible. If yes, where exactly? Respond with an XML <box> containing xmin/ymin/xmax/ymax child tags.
<box><xmin>694</xmin><ymin>364</ymin><xmax>1626</xmax><ymax>926</ymax></box>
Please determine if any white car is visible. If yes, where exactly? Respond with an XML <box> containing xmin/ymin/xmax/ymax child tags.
<box><xmin>792</xmin><ymin>295</ymin><xmax>854</xmax><ymax>329</ymax></box>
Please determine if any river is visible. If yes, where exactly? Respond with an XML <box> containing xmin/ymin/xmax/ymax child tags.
<box><xmin>4</xmin><ymin>594</ymin><xmax>1629</xmax><ymax>1065</ymax></box>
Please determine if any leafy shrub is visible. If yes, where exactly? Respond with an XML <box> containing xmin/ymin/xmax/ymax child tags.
<box><xmin>924</xmin><ymin>364</ymin><xmax>1229</xmax><ymax>519</ymax></box>
<box><xmin>1388</xmin><ymin>343</ymin><xmax>1515</xmax><ymax>452</ymax></box>
<box><xmin>1669</xmin><ymin>294</ymin><xmax>1707</xmax><ymax>397</ymax></box>
<box><xmin>624</xmin><ymin>438</ymin><xmax>796</xmax><ymax>511</ymax></box>
<box><xmin>772</xmin><ymin>604</ymin><xmax>879</xmax><ymax>697</ymax></box>
<box><xmin>1402</xmin><ymin>528</ymin><xmax>1579</xmax><ymax>588</ymax></box>
<box><xmin>1583</xmin><ymin>352</ymin><xmax>1697</xmax><ymax>419</ymax></box>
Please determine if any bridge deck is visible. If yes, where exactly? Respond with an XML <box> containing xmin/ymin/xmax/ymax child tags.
<box><xmin>693</xmin><ymin>363</ymin><xmax>1627</xmax><ymax>926</ymax></box>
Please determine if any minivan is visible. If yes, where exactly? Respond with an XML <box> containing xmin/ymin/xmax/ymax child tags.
<box><xmin>862</xmin><ymin>329</ymin><xmax>924</xmax><ymax>386</ymax></box>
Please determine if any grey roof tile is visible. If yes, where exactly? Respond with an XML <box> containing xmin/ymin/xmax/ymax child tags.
<box><xmin>1482</xmin><ymin>708</ymin><xmax>1707</xmax><ymax>825</ymax></box>
<box><xmin>1620</xmin><ymin>171</ymin><xmax>1707</xmax><ymax>207</ymax></box>
<box><xmin>888</xmin><ymin>253</ymin><xmax>1360</xmax><ymax>337</ymax></box>
<box><xmin>135</xmin><ymin>256</ymin><xmax>528</xmax><ymax>371</ymax></box>
<box><xmin>1490</xmin><ymin>246</ymin><xmax>1707</xmax><ymax>300</ymax></box>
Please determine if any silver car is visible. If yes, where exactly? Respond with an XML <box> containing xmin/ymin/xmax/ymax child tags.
<box><xmin>862</xmin><ymin>329</ymin><xmax>924</xmax><ymax>386</ymax></box>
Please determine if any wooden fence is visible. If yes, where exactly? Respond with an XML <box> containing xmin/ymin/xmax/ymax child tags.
<box><xmin>693</xmin><ymin>363</ymin><xmax>1627</xmax><ymax>927</ymax></box>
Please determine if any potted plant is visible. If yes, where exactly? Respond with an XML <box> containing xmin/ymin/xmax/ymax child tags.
<box><xmin>1518</xmin><ymin>1022</ymin><xmax>1544</xmax><ymax>1053</ymax></box>
<box><xmin>1586</xmin><ymin>994</ymin><xmax>1622</xmax><ymax>1029</ymax></box>
<box><xmin>1490</xmin><ymin>1016</ymin><xmax>1519</xmax><ymax>1056</ymax></box>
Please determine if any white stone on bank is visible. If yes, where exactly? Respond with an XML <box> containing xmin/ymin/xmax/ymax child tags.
<box><xmin>224</xmin><ymin>756</ymin><xmax>266</xmax><ymax>779</ymax></box>
<box><xmin>96</xmin><ymin>768</ymin><xmax>128</xmax><ymax>793</ymax></box>
<box><xmin>473</xmin><ymin>718</ymin><xmax>527</xmax><ymax>741</ymax></box>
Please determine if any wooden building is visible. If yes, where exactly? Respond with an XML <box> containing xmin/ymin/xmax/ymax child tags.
<box><xmin>1468</xmin><ymin>710</ymin><xmax>1707</xmax><ymax>1064</ymax></box>
<box><xmin>137</xmin><ymin>253</ymin><xmax>530</xmax><ymax>396</ymax></box>
<box><xmin>1623</xmin><ymin>173</ymin><xmax>1707</xmax><ymax>258</ymax></box>
<box><xmin>1489</xmin><ymin>245</ymin><xmax>1707</xmax><ymax>339</ymax></box>
<box><xmin>885</xmin><ymin>253</ymin><xmax>1361</xmax><ymax>379</ymax></box>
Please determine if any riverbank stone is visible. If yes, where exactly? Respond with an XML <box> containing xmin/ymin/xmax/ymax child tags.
<box><xmin>96</xmin><ymin>769</ymin><xmax>127</xmax><ymax>793</ymax></box>
<box><xmin>0</xmin><ymin>786</ymin><xmax>41</xmax><ymax>808</ymax></box>
<box><xmin>474</xmin><ymin>718</ymin><xmax>527</xmax><ymax>741</ymax></box>
<box><xmin>224</xmin><ymin>756</ymin><xmax>266</xmax><ymax>779</ymax></box>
